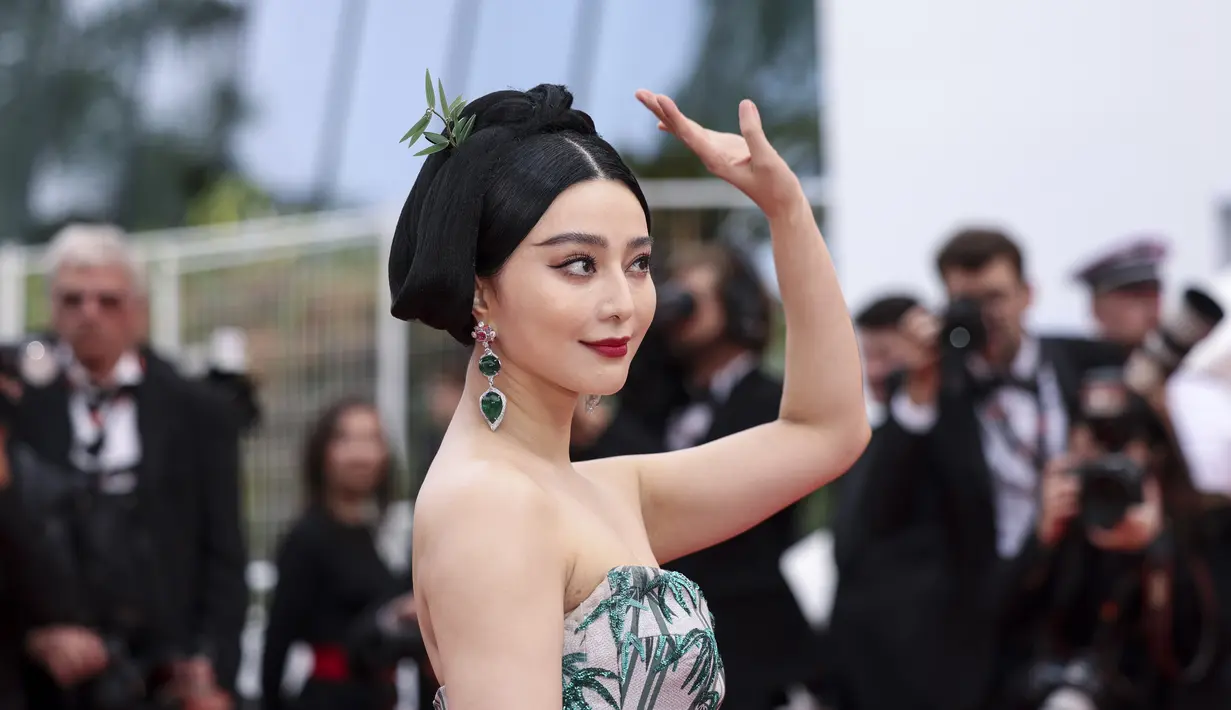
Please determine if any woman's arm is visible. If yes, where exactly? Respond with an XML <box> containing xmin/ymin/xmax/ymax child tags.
<box><xmin>415</xmin><ymin>470</ymin><xmax>567</xmax><ymax>709</ymax></box>
<box><xmin>623</xmin><ymin>93</ymin><xmax>869</xmax><ymax>563</ymax></box>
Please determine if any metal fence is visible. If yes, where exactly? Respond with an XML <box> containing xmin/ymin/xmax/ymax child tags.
<box><xmin>0</xmin><ymin>176</ymin><xmax>828</xmax><ymax>562</ymax></box>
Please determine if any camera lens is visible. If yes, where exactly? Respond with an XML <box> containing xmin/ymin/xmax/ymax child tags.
<box><xmin>949</xmin><ymin>327</ymin><xmax>972</xmax><ymax>350</ymax></box>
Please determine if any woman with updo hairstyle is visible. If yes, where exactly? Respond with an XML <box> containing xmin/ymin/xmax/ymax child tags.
<box><xmin>394</xmin><ymin>81</ymin><xmax>870</xmax><ymax>709</ymax></box>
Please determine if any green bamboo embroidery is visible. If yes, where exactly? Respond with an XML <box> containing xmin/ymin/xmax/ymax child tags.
<box><xmin>562</xmin><ymin>652</ymin><xmax>620</xmax><ymax>710</ymax></box>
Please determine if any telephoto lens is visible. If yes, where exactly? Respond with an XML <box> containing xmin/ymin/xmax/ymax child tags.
<box><xmin>1125</xmin><ymin>286</ymin><xmax>1224</xmax><ymax>394</ymax></box>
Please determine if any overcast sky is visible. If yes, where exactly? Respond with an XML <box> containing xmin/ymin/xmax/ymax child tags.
<box><xmin>230</xmin><ymin>0</ymin><xmax>704</xmax><ymax>207</ymax></box>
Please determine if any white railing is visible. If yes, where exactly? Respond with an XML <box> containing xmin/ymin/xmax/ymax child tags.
<box><xmin>1</xmin><ymin>177</ymin><xmax>827</xmax><ymax>557</ymax></box>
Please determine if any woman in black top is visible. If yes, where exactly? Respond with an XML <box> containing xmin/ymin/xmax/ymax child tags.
<box><xmin>261</xmin><ymin>398</ymin><xmax>426</xmax><ymax>710</ymax></box>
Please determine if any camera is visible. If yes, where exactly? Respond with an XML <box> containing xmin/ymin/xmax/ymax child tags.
<box><xmin>1074</xmin><ymin>454</ymin><xmax>1145</xmax><ymax>530</ymax></box>
<box><xmin>1</xmin><ymin>338</ymin><xmax>57</xmax><ymax>428</ymax></box>
<box><xmin>654</xmin><ymin>283</ymin><xmax>696</xmax><ymax>328</ymax></box>
<box><xmin>940</xmin><ymin>297</ymin><xmax>987</xmax><ymax>353</ymax></box>
<box><xmin>345</xmin><ymin>598</ymin><xmax>425</xmax><ymax>678</ymax></box>
<box><xmin>1124</xmin><ymin>287</ymin><xmax>1223</xmax><ymax>393</ymax></box>
<box><xmin>1072</xmin><ymin>368</ymin><xmax>1154</xmax><ymax>528</ymax></box>
<box><xmin>0</xmin><ymin>337</ymin><xmax>58</xmax><ymax>384</ymax></box>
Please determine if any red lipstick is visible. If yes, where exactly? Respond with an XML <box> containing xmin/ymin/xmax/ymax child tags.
<box><xmin>582</xmin><ymin>337</ymin><xmax>630</xmax><ymax>358</ymax></box>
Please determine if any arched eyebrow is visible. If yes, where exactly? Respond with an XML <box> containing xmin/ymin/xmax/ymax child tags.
<box><xmin>533</xmin><ymin>232</ymin><xmax>653</xmax><ymax>250</ymax></box>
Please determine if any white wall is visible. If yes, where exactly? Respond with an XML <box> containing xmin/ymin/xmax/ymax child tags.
<box><xmin>821</xmin><ymin>0</ymin><xmax>1231</xmax><ymax>332</ymax></box>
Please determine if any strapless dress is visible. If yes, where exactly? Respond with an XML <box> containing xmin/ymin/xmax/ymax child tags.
<box><xmin>433</xmin><ymin>565</ymin><xmax>725</xmax><ymax>709</ymax></box>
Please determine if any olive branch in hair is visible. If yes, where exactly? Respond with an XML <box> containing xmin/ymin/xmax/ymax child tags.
<box><xmin>399</xmin><ymin>69</ymin><xmax>476</xmax><ymax>157</ymax></box>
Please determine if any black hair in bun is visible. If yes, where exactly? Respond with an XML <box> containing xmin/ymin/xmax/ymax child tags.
<box><xmin>388</xmin><ymin>83</ymin><xmax>651</xmax><ymax>344</ymax></box>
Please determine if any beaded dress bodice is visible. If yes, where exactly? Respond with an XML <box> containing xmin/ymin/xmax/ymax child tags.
<box><xmin>432</xmin><ymin>565</ymin><xmax>725</xmax><ymax>709</ymax></box>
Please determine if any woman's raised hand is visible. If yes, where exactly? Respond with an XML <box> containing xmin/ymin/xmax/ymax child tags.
<box><xmin>635</xmin><ymin>90</ymin><xmax>803</xmax><ymax>218</ymax></box>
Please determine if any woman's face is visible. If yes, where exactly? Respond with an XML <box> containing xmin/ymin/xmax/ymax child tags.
<box><xmin>476</xmin><ymin>179</ymin><xmax>655</xmax><ymax>398</ymax></box>
<box><xmin>325</xmin><ymin>406</ymin><xmax>388</xmax><ymax>497</ymax></box>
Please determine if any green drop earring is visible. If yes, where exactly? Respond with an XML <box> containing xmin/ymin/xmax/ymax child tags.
<box><xmin>472</xmin><ymin>321</ymin><xmax>505</xmax><ymax>431</ymax></box>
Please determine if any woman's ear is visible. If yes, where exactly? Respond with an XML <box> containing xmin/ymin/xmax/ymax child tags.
<box><xmin>473</xmin><ymin>277</ymin><xmax>493</xmax><ymax>324</ymax></box>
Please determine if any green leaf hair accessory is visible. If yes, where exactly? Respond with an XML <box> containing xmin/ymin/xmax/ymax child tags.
<box><xmin>399</xmin><ymin>68</ymin><xmax>477</xmax><ymax>157</ymax></box>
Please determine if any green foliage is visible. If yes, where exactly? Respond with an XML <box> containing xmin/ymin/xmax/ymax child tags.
<box><xmin>400</xmin><ymin>69</ymin><xmax>475</xmax><ymax>156</ymax></box>
<box><xmin>185</xmin><ymin>174</ymin><xmax>277</xmax><ymax>227</ymax></box>
<box><xmin>0</xmin><ymin>0</ymin><xmax>251</xmax><ymax>242</ymax></box>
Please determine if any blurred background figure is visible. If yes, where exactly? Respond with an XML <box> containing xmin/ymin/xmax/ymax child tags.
<box><xmin>4</xmin><ymin>224</ymin><xmax>246</xmax><ymax>710</ymax></box>
<box><xmin>1073</xmin><ymin>237</ymin><xmax>1231</xmax><ymax>500</ymax></box>
<box><xmin>261</xmin><ymin>398</ymin><xmax>432</xmax><ymax>710</ymax></box>
<box><xmin>1073</xmin><ymin>236</ymin><xmax>1169</xmax><ymax>349</ymax></box>
<box><xmin>4</xmin><ymin>1</ymin><xmax>1231</xmax><ymax>708</ymax></box>
<box><xmin>655</xmin><ymin>241</ymin><xmax>818</xmax><ymax>709</ymax></box>
<box><xmin>853</xmin><ymin>293</ymin><xmax>922</xmax><ymax>415</ymax></box>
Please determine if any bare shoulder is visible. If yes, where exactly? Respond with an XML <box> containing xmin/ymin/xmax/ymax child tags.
<box><xmin>412</xmin><ymin>460</ymin><xmax>570</xmax><ymax>705</ymax></box>
<box><xmin>413</xmin><ymin>459</ymin><xmax>563</xmax><ymax>583</ymax></box>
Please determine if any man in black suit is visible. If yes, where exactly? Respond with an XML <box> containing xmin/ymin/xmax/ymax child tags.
<box><xmin>832</xmin><ymin>228</ymin><xmax>1126</xmax><ymax>710</ymax></box>
<box><xmin>7</xmin><ymin>224</ymin><xmax>247</xmax><ymax>708</ymax></box>
<box><xmin>658</xmin><ymin>242</ymin><xmax>814</xmax><ymax>710</ymax></box>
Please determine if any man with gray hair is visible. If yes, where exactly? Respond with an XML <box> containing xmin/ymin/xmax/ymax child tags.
<box><xmin>5</xmin><ymin>223</ymin><xmax>246</xmax><ymax>709</ymax></box>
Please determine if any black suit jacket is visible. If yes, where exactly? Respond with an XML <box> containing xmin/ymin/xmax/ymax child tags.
<box><xmin>0</xmin><ymin>466</ymin><xmax>80</xmax><ymax>708</ymax></box>
<box><xmin>663</xmin><ymin>369</ymin><xmax>816</xmax><ymax>704</ymax></box>
<box><xmin>9</xmin><ymin>350</ymin><xmax>248</xmax><ymax>698</ymax></box>
<box><xmin>829</xmin><ymin>336</ymin><xmax>1128</xmax><ymax>710</ymax></box>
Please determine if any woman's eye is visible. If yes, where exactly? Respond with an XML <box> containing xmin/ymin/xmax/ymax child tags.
<box><xmin>557</xmin><ymin>257</ymin><xmax>597</xmax><ymax>276</ymax></box>
<box><xmin>629</xmin><ymin>254</ymin><xmax>652</xmax><ymax>273</ymax></box>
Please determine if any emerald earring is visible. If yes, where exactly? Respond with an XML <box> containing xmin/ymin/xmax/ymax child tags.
<box><xmin>472</xmin><ymin>322</ymin><xmax>505</xmax><ymax>431</ymax></box>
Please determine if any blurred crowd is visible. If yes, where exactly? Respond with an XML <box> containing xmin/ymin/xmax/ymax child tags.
<box><xmin>5</xmin><ymin>219</ymin><xmax>1231</xmax><ymax>710</ymax></box>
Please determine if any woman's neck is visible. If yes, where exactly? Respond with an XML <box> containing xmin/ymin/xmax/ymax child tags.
<box><xmin>452</xmin><ymin>348</ymin><xmax>577</xmax><ymax>466</ymax></box>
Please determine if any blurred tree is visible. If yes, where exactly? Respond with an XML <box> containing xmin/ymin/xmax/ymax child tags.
<box><xmin>0</xmin><ymin>0</ymin><xmax>249</xmax><ymax>241</ymax></box>
<box><xmin>184</xmin><ymin>172</ymin><xmax>276</xmax><ymax>227</ymax></box>
<box><xmin>628</xmin><ymin>0</ymin><xmax>822</xmax><ymax>178</ymax></box>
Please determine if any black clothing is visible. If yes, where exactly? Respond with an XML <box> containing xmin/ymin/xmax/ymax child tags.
<box><xmin>662</xmin><ymin>369</ymin><xmax>815</xmax><ymax>709</ymax></box>
<box><xmin>997</xmin><ymin>513</ymin><xmax>1231</xmax><ymax>710</ymax></box>
<box><xmin>10</xmin><ymin>348</ymin><xmax>248</xmax><ymax>705</ymax></box>
<box><xmin>570</xmin><ymin>406</ymin><xmax>662</xmax><ymax>462</ymax></box>
<box><xmin>0</xmin><ymin>467</ymin><xmax>79</xmax><ymax>708</ymax></box>
<box><xmin>261</xmin><ymin>507</ymin><xmax>425</xmax><ymax>710</ymax></box>
<box><xmin>830</xmin><ymin>337</ymin><xmax>1128</xmax><ymax>710</ymax></box>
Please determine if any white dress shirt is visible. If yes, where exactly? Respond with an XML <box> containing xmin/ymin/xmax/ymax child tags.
<box><xmin>890</xmin><ymin>338</ymin><xmax>1068</xmax><ymax>558</ymax></box>
<box><xmin>665</xmin><ymin>353</ymin><xmax>758</xmax><ymax>452</ymax></box>
<box><xmin>65</xmin><ymin>350</ymin><xmax>144</xmax><ymax>488</ymax></box>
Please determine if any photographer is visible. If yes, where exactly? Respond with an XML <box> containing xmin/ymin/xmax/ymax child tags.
<box><xmin>1000</xmin><ymin>372</ymin><xmax>1231</xmax><ymax>710</ymax></box>
<box><xmin>6</xmin><ymin>224</ymin><xmax>247</xmax><ymax>709</ymax></box>
<box><xmin>1073</xmin><ymin>236</ymin><xmax>1231</xmax><ymax>500</ymax></box>
<box><xmin>832</xmin><ymin>228</ymin><xmax>1127</xmax><ymax>710</ymax></box>
<box><xmin>655</xmin><ymin>241</ymin><xmax>815</xmax><ymax>709</ymax></box>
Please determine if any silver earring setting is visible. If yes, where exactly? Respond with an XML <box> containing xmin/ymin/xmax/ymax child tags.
<box><xmin>472</xmin><ymin>322</ymin><xmax>506</xmax><ymax>431</ymax></box>
<box><xmin>584</xmin><ymin>394</ymin><xmax>602</xmax><ymax>414</ymax></box>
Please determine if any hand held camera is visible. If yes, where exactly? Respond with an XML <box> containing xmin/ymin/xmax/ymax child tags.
<box><xmin>654</xmin><ymin>283</ymin><xmax>696</xmax><ymax>329</ymax></box>
<box><xmin>1124</xmin><ymin>287</ymin><xmax>1223</xmax><ymax>393</ymax></box>
<box><xmin>0</xmin><ymin>338</ymin><xmax>57</xmax><ymax>427</ymax></box>
<box><xmin>1075</xmin><ymin>284</ymin><xmax>1224</xmax><ymax>529</ymax></box>
<box><xmin>940</xmin><ymin>297</ymin><xmax>987</xmax><ymax>354</ymax></box>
